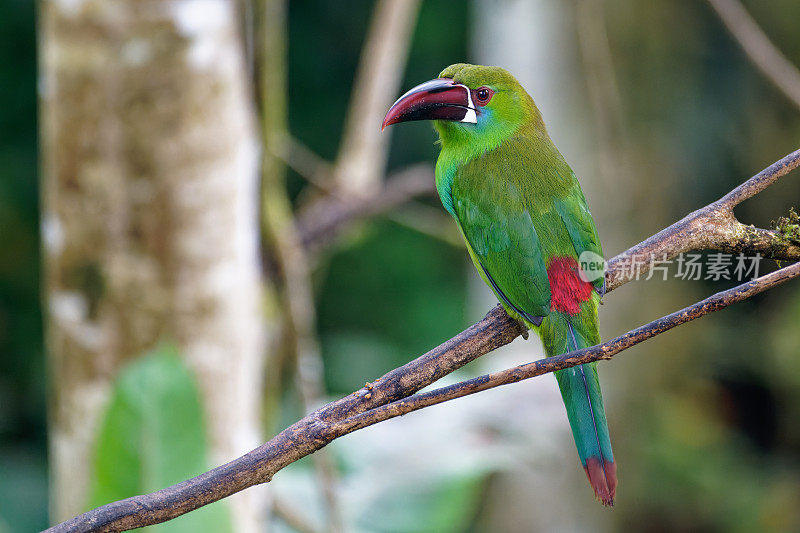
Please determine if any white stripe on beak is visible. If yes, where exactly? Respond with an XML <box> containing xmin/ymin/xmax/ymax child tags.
<box><xmin>461</xmin><ymin>89</ymin><xmax>477</xmax><ymax>124</ymax></box>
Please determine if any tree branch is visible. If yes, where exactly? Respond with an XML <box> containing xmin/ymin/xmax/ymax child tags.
<box><xmin>332</xmin><ymin>0</ymin><xmax>421</xmax><ymax>195</ymax></box>
<box><xmin>268</xmin><ymin>135</ymin><xmax>439</xmax><ymax>253</ymax></box>
<box><xmin>336</xmin><ymin>260</ymin><xmax>800</xmax><ymax>431</ymax></box>
<box><xmin>296</xmin><ymin>164</ymin><xmax>436</xmax><ymax>252</ymax></box>
<box><xmin>47</xmin><ymin>149</ymin><xmax>800</xmax><ymax>532</ymax></box>
<box><xmin>605</xmin><ymin>148</ymin><xmax>800</xmax><ymax>289</ymax></box>
<box><xmin>386</xmin><ymin>202</ymin><xmax>465</xmax><ymax>247</ymax></box>
<box><xmin>270</xmin><ymin>133</ymin><xmax>334</xmax><ymax>191</ymax></box>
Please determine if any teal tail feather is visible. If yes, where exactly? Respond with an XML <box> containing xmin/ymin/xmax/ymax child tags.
<box><xmin>539</xmin><ymin>312</ymin><xmax>616</xmax><ymax>506</ymax></box>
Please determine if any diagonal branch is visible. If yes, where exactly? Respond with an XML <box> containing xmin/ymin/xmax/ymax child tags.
<box><xmin>47</xmin><ymin>150</ymin><xmax>800</xmax><ymax>532</ymax></box>
<box><xmin>269</xmin><ymin>136</ymin><xmax>440</xmax><ymax>252</ymax></box>
<box><xmin>296</xmin><ymin>164</ymin><xmax>436</xmax><ymax>253</ymax></box>
<box><xmin>336</xmin><ymin>260</ymin><xmax>800</xmax><ymax>431</ymax></box>
<box><xmin>605</xmin><ymin>148</ymin><xmax>800</xmax><ymax>289</ymax></box>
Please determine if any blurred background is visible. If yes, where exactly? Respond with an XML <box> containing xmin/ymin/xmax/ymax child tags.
<box><xmin>3</xmin><ymin>0</ymin><xmax>800</xmax><ymax>531</ymax></box>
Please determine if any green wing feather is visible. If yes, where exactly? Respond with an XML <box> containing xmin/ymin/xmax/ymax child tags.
<box><xmin>451</xmin><ymin>172</ymin><xmax>551</xmax><ymax>323</ymax></box>
<box><xmin>444</xmin><ymin>134</ymin><xmax>605</xmax><ymax>324</ymax></box>
<box><xmin>553</xmin><ymin>186</ymin><xmax>605</xmax><ymax>293</ymax></box>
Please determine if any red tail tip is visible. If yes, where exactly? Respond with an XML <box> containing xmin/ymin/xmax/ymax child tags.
<box><xmin>584</xmin><ymin>457</ymin><xmax>617</xmax><ymax>507</ymax></box>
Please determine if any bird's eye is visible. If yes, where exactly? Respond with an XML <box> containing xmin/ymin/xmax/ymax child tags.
<box><xmin>474</xmin><ymin>86</ymin><xmax>494</xmax><ymax>105</ymax></box>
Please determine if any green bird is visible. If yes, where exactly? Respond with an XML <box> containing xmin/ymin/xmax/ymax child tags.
<box><xmin>382</xmin><ymin>64</ymin><xmax>616</xmax><ymax>505</ymax></box>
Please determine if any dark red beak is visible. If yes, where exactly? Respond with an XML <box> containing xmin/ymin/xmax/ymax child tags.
<box><xmin>382</xmin><ymin>78</ymin><xmax>477</xmax><ymax>130</ymax></box>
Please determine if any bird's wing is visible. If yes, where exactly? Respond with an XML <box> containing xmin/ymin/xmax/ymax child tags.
<box><xmin>552</xmin><ymin>177</ymin><xmax>606</xmax><ymax>294</ymax></box>
<box><xmin>452</xmin><ymin>176</ymin><xmax>551</xmax><ymax>324</ymax></box>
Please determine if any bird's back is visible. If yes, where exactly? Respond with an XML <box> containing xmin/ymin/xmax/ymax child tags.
<box><xmin>443</xmin><ymin>128</ymin><xmax>602</xmax><ymax>323</ymax></box>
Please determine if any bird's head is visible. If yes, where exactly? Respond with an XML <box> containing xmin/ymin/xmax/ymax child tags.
<box><xmin>382</xmin><ymin>63</ymin><xmax>541</xmax><ymax>148</ymax></box>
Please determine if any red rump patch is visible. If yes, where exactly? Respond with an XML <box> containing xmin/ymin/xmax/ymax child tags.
<box><xmin>547</xmin><ymin>257</ymin><xmax>593</xmax><ymax>315</ymax></box>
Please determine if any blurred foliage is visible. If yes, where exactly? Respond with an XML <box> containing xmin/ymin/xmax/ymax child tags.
<box><xmin>605</xmin><ymin>1</ymin><xmax>800</xmax><ymax>531</ymax></box>
<box><xmin>354</xmin><ymin>471</ymin><xmax>485</xmax><ymax>533</ymax></box>
<box><xmin>0</xmin><ymin>1</ymin><xmax>41</xmax><ymax>440</ymax></box>
<box><xmin>318</xmin><ymin>220</ymin><xmax>468</xmax><ymax>393</ymax></box>
<box><xmin>273</xmin><ymin>460</ymin><xmax>487</xmax><ymax>533</ymax></box>
<box><xmin>0</xmin><ymin>0</ymin><xmax>45</xmax><ymax>530</ymax></box>
<box><xmin>89</xmin><ymin>346</ymin><xmax>231</xmax><ymax>532</ymax></box>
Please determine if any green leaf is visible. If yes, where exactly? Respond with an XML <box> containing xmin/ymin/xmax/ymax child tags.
<box><xmin>89</xmin><ymin>345</ymin><xmax>230</xmax><ymax>532</ymax></box>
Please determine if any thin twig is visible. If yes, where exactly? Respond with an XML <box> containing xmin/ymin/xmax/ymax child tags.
<box><xmin>707</xmin><ymin>0</ymin><xmax>800</xmax><ymax>111</ymax></box>
<box><xmin>575</xmin><ymin>0</ymin><xmax>636</xmax><ymax>199</ymax></box>
<box><xmin>46</xmin><ymin>150</ymin><xmax>800</xmax><ymax>532</ymax></box>
<box><xmin>272</xmin><ymin>497</ymin><xmax>321</xmax><ymax>533</ymax></box>
<box><xmin>297</xmin><ymin>164</ymin><xmax>436</xmax><ymax>252</ymax></box>
<box><xmin>333</xmin><ymin>0</ymin><xmax>421</xmax><ymax>195</ymax></box>
<box><xmin>270</xmin><ymin>135</ymin><xmax>440</xmax><ymax>247</ymax></box>
<box><xmin>269</xmin><ymin>130</ymin><xmax>438</xmax><ymax>255</ymax></box>
<box><xmin>386</xmin><ymin>202</ymin><xmax>466</xmax><ymax>247</ymax></box>
<box><xmin>269</xmin><ymin>133</ymin><xmax>334</xmax><ymax>191</ymax></box>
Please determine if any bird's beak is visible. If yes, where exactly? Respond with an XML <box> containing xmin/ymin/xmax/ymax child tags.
<box><xmin>382</xmin><ymin>78</ymin><xmax>477</xmax><ymax>130</ymax></box>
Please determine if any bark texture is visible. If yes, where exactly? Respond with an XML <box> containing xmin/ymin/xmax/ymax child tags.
<box><xmin>40</xmin><ymin>1</ymin><xmax>265</xmax><ymax>530</ymax></box>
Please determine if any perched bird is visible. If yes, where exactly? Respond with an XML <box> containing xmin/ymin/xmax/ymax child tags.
<box><xmin>382</xmin><ymin>64</ymin><xmax>616</xmax><ymax>505</ymax></box>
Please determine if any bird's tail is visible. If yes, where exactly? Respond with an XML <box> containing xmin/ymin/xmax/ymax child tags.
<box><xmin>539</xmin><ymin>312</ymin><xmax>616</xmax><ymax>506</ymax></box>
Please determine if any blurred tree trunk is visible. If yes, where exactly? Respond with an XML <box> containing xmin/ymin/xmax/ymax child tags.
<box><xmin>39</xmin><ymin>1</ymin><xmax>266</xmax><ymax>530</ymax></box>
